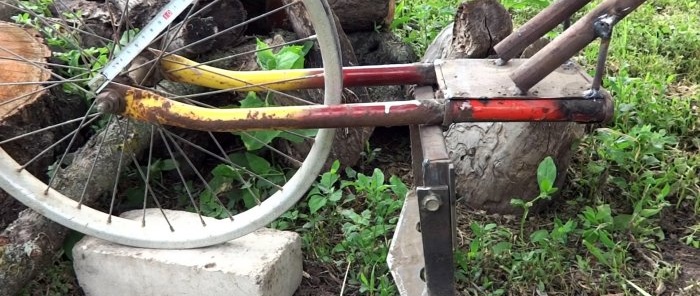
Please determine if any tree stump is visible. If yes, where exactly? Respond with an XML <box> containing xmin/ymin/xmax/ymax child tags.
<box><xmin>423</xmin><ymin>0</ymin><xmax>584</xmax><ymax>214</ymax></box>
<box><xmin>0</xmin><ymin>21</ymin><xmax>87</xmax><ymax>228</ymax></box>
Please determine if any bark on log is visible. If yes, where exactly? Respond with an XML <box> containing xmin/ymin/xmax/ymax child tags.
<box><xmin>282</xmin><ymin>0</ymin><xmax>372</xmax><ymax>168</ymax></box>
<box><xmin>327</xmin><ymin>0</ymin><xmax>394</xmax><ymax>32</ymax></box>
<box><xmin>52</xmin><ymin>0</ymin><xmax>246</xmax><ymax>55</ymax></box>
<box><xmin>259</xmin><ymin>0</ymin><xmax>395</xmax><ymax>33</ymax></box>
<box><xmin>422</xmin><ymin>0</ymin><xmax>584</xmax><ymax>214</ymax></box>
<box><xmin>347</xmin><ymin>30</ymin><xmax>417</xmax><ymax>103</ymax></box>
<box><xmin>450</xmin><ymin>0</ymin><xmax>512</xmax><ymax>58</ymax></box>
<box><xmin>0</xmin><ymin>1</ymin><xmax>20</xmax><ymax>22</ymax></box>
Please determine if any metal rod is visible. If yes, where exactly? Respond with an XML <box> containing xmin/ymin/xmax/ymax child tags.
<box><xmin>591</xmin><ymin>40</ymin><xmax>610</xmax><ymax>92</ymax></box>
<box><xmin>494</xmin><ymin>0</ymin><xmax>592</xmax><ymax>63</ymax></box>
<box><xmin>590</xmin><ymin>17</ymin><xmax>616</xmax><ymax>94</ymax></box>
<box><xmin>447</xmin><ymin>95</ymin><xmax>614</xmax><ymax>123</ymax></box>
<box><xmin>509</xmin><ymin>0</ymin><xmax>646</xmax><ymax>92</ymax></box>
<box><xmin>341</xmin><ymin>63</ymin><xmax>437</xmax><ymax>87</ymax></box>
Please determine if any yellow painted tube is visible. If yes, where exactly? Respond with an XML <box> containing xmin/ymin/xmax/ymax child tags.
<box><xmin>157</xmin><ymin>52</ymin><xmax>323</xmax><ymax>91</ymax></box>
<box><xmin>118</xmin><ymin>86</ymin><xmax>305</xmax><ymax>129</ymax></box>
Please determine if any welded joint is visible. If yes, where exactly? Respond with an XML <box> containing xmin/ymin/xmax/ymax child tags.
<box><xmin>593</xmin><ymin>15</ymin><xmax>617</xmax><ymax>40</ymax></box>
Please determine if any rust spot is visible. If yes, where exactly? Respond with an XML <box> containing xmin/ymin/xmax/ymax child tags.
<box><xmin>0</xmin><ymin>235</ymin><xmax>10</xmax><ymax>246</ymax></box>
<box><xmin>30</xmin><ymin>247</ymin><xmax>43</xmax><ymax>257</ymax></box>
<box><xmin>246</xmin><ymin>110</ymin><xmax>260</xmax><ymax>120</ymax></box>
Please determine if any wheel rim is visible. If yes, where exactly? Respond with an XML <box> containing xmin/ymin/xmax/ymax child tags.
<box><xmin>0</xmin><ymin>0</ymin><xmax>342</xmax><ymax>248</ymax></box>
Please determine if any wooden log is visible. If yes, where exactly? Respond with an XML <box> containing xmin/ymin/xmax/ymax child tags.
<box><xmin>422</xmin><ymin>0</ymin><xmax>584</xmax><ymax>214</ymax></box>
<box><xmin>0</xmin><ymin>21</ymin><xmax>86</xmax><ymax>229</ymax></box>
<box><xmin>327</xmin><ymin>0</ymin><xmax>394</xmax><ymax>32</ymax></box>
<box><xmin>0</xmin><ymin>22</ymin><xmax>150</xmax><ymax>295</ymax></box>
<box><xmin>261</xmin><ymin>0</ymin><xmax>395</xmax><ymax>33</ymax></box>
<box><xmin>0</xmin><ymin>1</ymin><xmax>20</xmax><ymax>22</ymax></box>
<box><xmin>52</xmin><ymin>0</ymin><xmax>246</xmax><ymax>56</ymax></box>
<box><xmin>450</xmin><ymin>0</ymin><xmax>512</xmax><ymax>58</ymax></box>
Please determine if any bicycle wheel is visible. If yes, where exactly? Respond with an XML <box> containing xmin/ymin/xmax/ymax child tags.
<box><xmin>0</xmin><ymin>0</ymin><xmax>342</xmax><ymax>248</ymax></box>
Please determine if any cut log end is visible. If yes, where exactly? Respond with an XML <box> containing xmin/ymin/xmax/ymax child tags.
<box><xmin>0</xmin><ymin>22</ymin><xmax>52</xmax><ymax>121</ymax></box>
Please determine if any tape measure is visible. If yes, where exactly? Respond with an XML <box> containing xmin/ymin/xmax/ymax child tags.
<box><xmin>88</xmin><ymin>0</ymin><xmax>195</xmax><ymax>93</ymax></box>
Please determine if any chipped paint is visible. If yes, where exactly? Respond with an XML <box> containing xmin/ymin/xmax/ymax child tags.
<box><xmin>383</xmin><ymin>101</ymin><xmax>422</xmax><ymax>114</ymax></box>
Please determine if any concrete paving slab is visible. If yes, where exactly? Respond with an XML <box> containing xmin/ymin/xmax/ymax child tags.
<box><xmin>72</xmin><ymin>209</ymin><xmax>302</xmax><ymax>296</ymax></box>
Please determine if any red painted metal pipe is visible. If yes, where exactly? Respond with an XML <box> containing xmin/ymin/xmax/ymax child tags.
<box><xmin>447</xmin><ymin>95</ymin><xmax>614</xmax><ymax>123</ymax></box>
<box><xmin>342</xmin><ymin>63</ymin><xmax>437</xmax><ymax>87</ymax></box>
<box><xmin>304</xmin><ymin>63</ymin><xmax>436</xmax><ymax>89</ymax></box>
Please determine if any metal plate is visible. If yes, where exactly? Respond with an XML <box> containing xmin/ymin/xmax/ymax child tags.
<box><xmin>387</xmin><ymin>190</ymin><xmax>428</xmax><ymax>296</ymax></box>
<box><xmin>434</xmin><ymin>59</ymin><xmax>593</xmax><ymax>99</ymax></box>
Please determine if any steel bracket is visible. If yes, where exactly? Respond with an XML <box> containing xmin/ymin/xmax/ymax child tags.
<box><xmin>389</xmin><ymin>83</ymin><xmax>457</xmax><ymax>295</ymax></box>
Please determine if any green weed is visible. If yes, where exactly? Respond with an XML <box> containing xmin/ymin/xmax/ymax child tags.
<box><xmin>273</xmin><ymin>160</ymin><xmax>408</xmax><ymax>295</ymax></box>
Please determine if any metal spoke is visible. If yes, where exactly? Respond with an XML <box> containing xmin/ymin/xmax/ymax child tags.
<box><xmin>161</xmin><ymin>129</ymin><xmax>235</xmax><ymax>220</ymax></box>
<box><xmin>141</xmin><ymin>125</ymin><xmax>156</xmax><ymax>225</ymax></box>
<box><xmin>0</xmin><ymin>44</ymin><xmax>94</xmax><ymax>97</ymax></box>
<box><xmin>134</xmin><ymin>0</ymin><xmax>211</xmax><ymax>85</ymax></box>
<box><xmin>238</xmin><ymin>130</ymin><xmax>303</xmax><ymax>167</ymax></box>
<box><xmin>162</xmin><ymin>0</ymin><xmax>298</xmax><ymax>56</ymax></box>
<box><xmin>165</xmin><ymin>35</ymin><xmax>318</xmax><ymax>72</ymax></box>
<box><xmin>169</xmin><ymin>72</ymin><xmax>321</xmax><ymax>105</ymax></box>
<box><xmin>43</xmin><ymin>100</ymin><xmax>99</xmax><ymax>193</ymax></box>
<box><xmin>128</xmin><ymin>153</ymin><xmax>175</xmax><ymax>231</ymax></box>
<box><xmin>206</xmin><ymin>131</ymin><xmax>263</xmax><ymax>207</ymax></box>
<box><xmin>0</xmin><ymin>56</ymin><xmax>91</xmax><ymax>71</ymax></box>
<box><xmin>19</xmin><ymin>113</ymin><xmax>100</xmax><ymax>172</ymax></box>
<box><xmin>0</xmin><ymin>114</ymin><xmax>98</xmax><ymax>145</ymax></box>
<box><xmin>78</xmin><ymin>115</ymin><xmax>114</xmax><ymax>207</ymax></box>
<box><xmin>158</xmin><ymin>127</ymin><xmax>206</xmax><ymax>226</ymax></box>
<box><xmin>0</xmin><ymin>81</ymin><xmax>69</xmax><ymax>108</ymax></box>
<box><xmin>163</xmin><ymin>129</ymin><xmax>283</xmax><ymax>190</ymax></box>
<box><xmin>108</xmin><ymin>119</ymin><xmax>130</xmax><ymax>223</ymax></box>
<box><xmin>0</xmin><ymin>78</ymin><xmax>90</xmax><ymax>86</ymax></box>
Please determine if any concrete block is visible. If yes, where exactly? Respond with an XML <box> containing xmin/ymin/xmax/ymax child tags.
<box><xmin>73</xmin><ymin>210</ymin><xmax>302</xmax><ymax>296</ymax></box>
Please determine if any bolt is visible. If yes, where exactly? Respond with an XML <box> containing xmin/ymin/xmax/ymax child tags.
<box><xmin>422</xmin><ymin>194</ymin><xmax>442</xmax><ymax>212</ymax></box>
<box><xmin>95</xmin><ymin>88</ymin><xmax>125</xmax><ymax>114</ymax></box>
